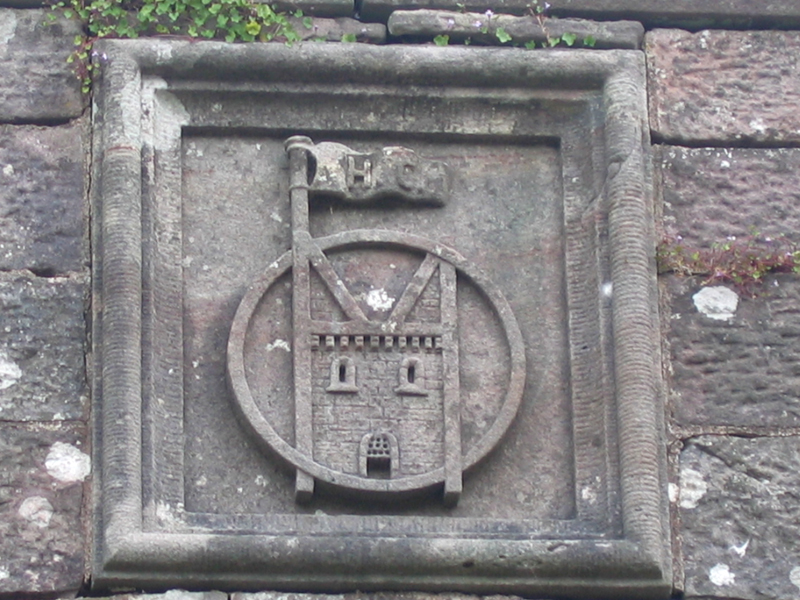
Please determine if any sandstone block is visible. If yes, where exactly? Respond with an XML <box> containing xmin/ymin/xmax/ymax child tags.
<box><xmin>0</xmin><ymin>271</ymin><xmax>87</xmax><ymax>422</ymax></box>
<box><xmin>658</xmin><ymin>147</ymin><xmax>800</xmax><ymax>249</ymax></box>
<box><xmin>0</xmin><ymin>422</ymin><xmax>88</xmax><ymax>596</ymax></box>
<box><xmin>96</xmin><ymin>593</ymin><xmax>228</xmax><ymax>600</ymax></box>
<box><xmin>232</xmin><ymin>594</ymin><xmax>523</xmax><ymax>600</ymax></box>
<box><xmin>387</xmin><ymin>10</ymin><xmax>643</xmax><ymax>49</ymax></box>
<box><xmin>679</xmin><ymin>436</ymin><xmax>800</xmax><ymax>599</ymax></box>
<box><xmin>647</xmin><ymin>29</ymin><xmax>800</xmax><ymax>144</ymax></box>
<box><xmin>361</xmin><ymin>0</ymin><xmax>800</xmax><ymax>25</ymax></box>
<box><xmin>665</xmin><ymin>275</ymin><xmax>800</xmax><ymax>428</ymax></box>
<box><xmin>270</xmin><ymin>0</ymin><xmax>354</xmax><ymax>18</ymax></box>
<box><xmin>0</xmin><ymin>9</ymin><xmax>85</xmax><ymax>122</ymax></box>
<box><xmin>288</xmin><ymin>16</ymin><xmax>385</xmax><ymax>42</ymax></box>
<box><xmin>0</xmin><ymin>120</ymin><xmax>86</xmax><ymax>274</ymax></box>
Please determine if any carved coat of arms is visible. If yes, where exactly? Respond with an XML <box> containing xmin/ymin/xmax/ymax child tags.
<box><xmin>227</xmin><ymin>137</ymin><xmax>526</xmax><ymax>506</ymax></box>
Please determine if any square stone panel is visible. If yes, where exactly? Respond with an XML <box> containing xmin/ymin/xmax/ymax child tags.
<box><xmin>91</xmin><ymin>40</ymin><xmax>669</xmax><ymax>598</ymax></box>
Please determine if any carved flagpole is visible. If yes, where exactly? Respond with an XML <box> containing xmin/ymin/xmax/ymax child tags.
<box><xmin>285</xmin><ymin>135</ymin><xmax>315</xmax><ymax>502</ymax></box>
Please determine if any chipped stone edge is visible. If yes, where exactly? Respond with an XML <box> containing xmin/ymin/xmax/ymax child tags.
<box><xmin>92</xmin><ymin>40</ymin><xmax>670</xmax><ymax>598</ymax></box>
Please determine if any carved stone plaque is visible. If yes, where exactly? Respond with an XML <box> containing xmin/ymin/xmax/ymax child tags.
<box><xmin>92</xmin><ymin>40</ymin><xmax>671</xmax><ymax>598</ymax></box>
<box><xmin>227</xmin><ymin>136</ymin><xmax>526</xmax><ymax>506</ymax></box>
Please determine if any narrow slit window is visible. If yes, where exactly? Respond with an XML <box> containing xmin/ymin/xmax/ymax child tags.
<box><xmin>396</xmin><ymin>356</ymin><xmax>427</xmax><ymax>396</ymax></box>
<box><xmin>326</xmin><ymin>356</ymin><xmax>358</xmax><ymax>393</ymax></box>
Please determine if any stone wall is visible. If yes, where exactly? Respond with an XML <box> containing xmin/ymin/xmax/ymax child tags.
<box><xmin>1</xmin><ymin>1</ymin><xmax>800</xmax><ymax>599</ymax></box>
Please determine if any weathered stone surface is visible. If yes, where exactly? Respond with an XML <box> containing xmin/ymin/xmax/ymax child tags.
<box><xmin>679</xmin><ymin>436</ymin><xmax>800</xmax><ymax>599</ymax></box>
<box><xmin>0</xmin><ymin>271</ymin><xmax>87</xmax><ymax>421</ymax></box>
<box><xmin>288</xmin><ymin>15</ymin><xmax>385</xmax><ymax>42</ymax></box>
<box><xmin>0</xmin><ymin>422</ymin><xmax>88</xmax><ymax>596</ymax></box>
<box><xmin>270</xmin><ymin>0</ymin><xmax>354</xmax><ymax>18</ymax></box>
<box><xmin>647</xmin><ymin>29</ymin><xmax>800</xmax><ymax>144</ymax></box>
<box><xmin>658</xmin><ymin>147</ymin><xmax>800</xmax><ymax>249</ymax></box>
<box><xmin>0</xmin><ymin>9</ymin><xmax>85</xmax><ymax>122</ymax></box>
<box><xmin>361</xmin><ymin>0</ymin><xmax>800</xmax><ymax>26</ymax></box>
<box><xmin>387</xmin><ymin>10</ymin><xmax>643</xmax><ymax>49</ymax></box>
<box><xmin>665</xmin><ymin>275</ymin><xmax>800</xmax><ymax>428</ymax></box>
<box><xmin>0</xmin><ymin>120</ymin><xmax>86</xmax><ymax>274</ymax></box>
<box><xmin>95</xmin><ymin>593</ymin><xmax>227</xmax><ymax>600</ymax></box>
<box><xmin>0</xmin><ymin>0</ymin><xmax>42</xmax><ymax>6</ymax></box>
<box><xmin>233</xmin><ymin>594</ymin><xmax>523</xmax><ymax>600</ymax></box>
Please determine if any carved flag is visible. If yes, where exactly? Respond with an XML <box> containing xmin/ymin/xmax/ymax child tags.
<box><xmin>301</xmin><ymin>141</ymin><xmax>451</xmax><ymax>206</ymax></box>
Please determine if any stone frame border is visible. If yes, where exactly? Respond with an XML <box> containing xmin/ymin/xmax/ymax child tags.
<box><xmin>91</xmin><ymin>40</ymin><xmax>670</xmax><ymax>598</ymax></box>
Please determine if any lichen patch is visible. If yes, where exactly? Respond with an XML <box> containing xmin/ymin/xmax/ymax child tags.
<box><xmin>45</xmin><ymin>442</ymin><xmax>90</xmax><ymax>483</ymax></box>
<box><xmin>692</xmin><ymin>286</ymin><xmax>739</xmax><ymax>321</ymax></box>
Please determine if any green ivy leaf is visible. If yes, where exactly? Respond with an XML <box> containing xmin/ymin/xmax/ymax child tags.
<box><xmin>583</xmin><ymin>34</ymin><xmax>596</xmax><ymax>47</ymax></box>
<box><xmin>433</xmin><ymin>34</ymin><xmax>449</xmax><ymax>46</ymax></box>
<box><xmin>524</xmin><ymin>40</ymin><xmax>536</xmax><ymax>49</ymax></box>
<box><xmin>341</xmin><ymin>32</ymin><xmax>357</xmax><ymax>43</ymax></box>
<box><xmin>245</xmin><ymin>19</ymin><xmax>261</xmax><ymax>35</ymax></box>
<box><xmin>495</xmin><ymin>27</ymin><xmax>512</xmax><ymax>43</ymax></box>
<box><xmin>561</xmin><ymin>32</ymin><xmax>577</xmax><ymax>46</ymax></box>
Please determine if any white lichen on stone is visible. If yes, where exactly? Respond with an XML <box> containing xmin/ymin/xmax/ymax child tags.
<box><xmin>668</xmin><ymin>482</ymin><xmax>679</xmax><ymax>503</ymax></box>
<box><xmin>790</xmin><ymin>565</ymin><xmax>800</xmax><ymax>591</ymax></box>
<box><xmin>0</xmin><ymin>10</ymin><xmax>16</xmax><ymax>46</ymax></box>
<box><xmin>18</xmin><ymin>496</ymin><xmax>54</xmax><ymax>528</ymax></box>
<box><xmin>365</xmin><ymin>288</ymin><xmax>394</xmax><ymax>311</ymax></box>
<box><xmin>709</xmin><ymin>563</ymin><xmax>735</xmax><ymax>586</ymax></box>
<box><xmin>679</xmin><ymin>467</ymin><xmax>708</xmax><ymax>509</ymax></box>
<box><xmin>2</xmin><ymin>164</ymin><xmax>13</xmax><ymax>177</ymax></box>
<box><xmin>730</xmin><ymin>539</ymin><xmax>749</xmax><ymax>557</ymax></box>
<box><xmin>692</xmin><ymin>286</ymin><xmax>739</xmax><ymax>321</ymax></box>
<box><xmin>45</xmin><ymin>442</ymin><xmax>90</xmax><ymax>483</ymax></box>
<box><xmin>0</xmin><ymin>351</ymin><xmax>22</xmax><ymax>390</ymax></box>
<box><xmin>0</xmin><ymin>567</ymin><xmax>9</xmax><ymax>580</ymax></box>
<box><xmin>749</xmin><ymin>118</ymin><xmax>767</xmax><ymax>134</ymax></box>
<box><xmin>266</xmin><ymin>339</ymin><xmax>291</xmax><ymax>352</ymax></box>
<box><xmin>155</xmin><ymin>501</ymin><xmax>184</xmax><ymax>528</ymax></box>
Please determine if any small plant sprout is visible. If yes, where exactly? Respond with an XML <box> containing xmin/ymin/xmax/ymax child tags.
<box><xmin>560</xmin><ymin>32</ymin><xmax>577</xmax><ymax>46</ymax></box>
<box><xmin>657</xmin><ymin>231</ymin><xmax>800</xmax><ymax>295</ymax></box>
<box><xmin>51</xmin><ymin>0</ymin><xmax>301</xmax><ymax>94</ymax></box>
<box><xmin>433</xmin><ymin>34</ymin><xmax>450</xmax><ymax>46</ymax></box>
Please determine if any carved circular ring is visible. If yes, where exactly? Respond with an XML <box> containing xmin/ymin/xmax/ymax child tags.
<box><xmin>227</xmin><ymin>230</ymin><xmax>526</xmax><ymax>496</ymax></box>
